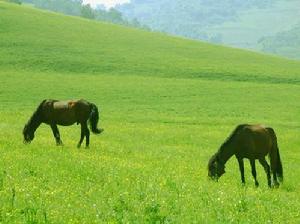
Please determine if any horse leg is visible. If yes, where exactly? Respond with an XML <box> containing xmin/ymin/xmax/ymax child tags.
<box><xmin>270</xmin><ymin>155</ymin><xmax>280</xmax><ymax>187</ymax></box>
<box><xmin>272</xmin><ymin>171</ymin><xmax>279</xmax><ymax>187</ymax></box>
<box><xmin>259</xmin><ymin>158</ymin><xmax>271</xmax><ymax>187</ymax></box>
<box><xmin>237</xmin><ymin>158</ymin><xmax>245</xmax><ymax>185</ymax></box>
<box><xmin>50</xmin><ymin>124</ymin><xmax>63</xmax><ymax>145</ymax></box>
<box><xmin>84</xmin><ymin>123</ymin><xmax>90</xmax><ymax>148</ymax></box>
<box><xmin>77</xmin><ymin>123</ymin><xmax>85</xmax><ymax>148</ymax></box>
<box><xmin>250</xmin><ymin>159</ymin><xmax>259</xmax><ymax>187</ymax></box>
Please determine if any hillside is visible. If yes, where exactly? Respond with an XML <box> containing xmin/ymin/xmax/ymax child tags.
<box><xmin>1</xmin><ymin>2</ymin><xmax>300</xmax><ymax>223</ymax></box>
<box><xmin>1</xmin><ymin>2</ymin><xmax>300</xmax><ymax>84</ymax></box>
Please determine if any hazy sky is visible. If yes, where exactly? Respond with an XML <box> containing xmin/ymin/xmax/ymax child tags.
<box><xmin>82</xmin><ymin>0</ymin><xmax>130</xmax><ymax>8</ymax></box>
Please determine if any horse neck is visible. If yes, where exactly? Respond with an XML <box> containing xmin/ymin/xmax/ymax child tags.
<box><xmin>27</xmin><ymin>112</ymin><xmax>42</xmax><ymax>133</ymax></box>
<box><xmin>218</xmin><ymin>143</ymin><xmax>236</xmax><ymax>165</ymax></box>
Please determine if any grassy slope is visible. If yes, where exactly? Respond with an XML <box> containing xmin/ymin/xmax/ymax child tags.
<box><xmin>1</xmin><ymin>2</ymin><xmax>300</xmax><ymax>83</ymax></box>
<box><xmin>0</xmin><ymin>2</ymin><xmax>300</xmax><ymax>223</ymax></box>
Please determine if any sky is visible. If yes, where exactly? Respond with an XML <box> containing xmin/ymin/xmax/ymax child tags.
<box><xmin>82</xmin><ymin>0</ymin><xmax>130</xmax><ymax>8</ymax></box>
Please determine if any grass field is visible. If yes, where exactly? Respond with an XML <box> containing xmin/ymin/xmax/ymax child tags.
<box><xmin>1</xmin><ymin>2</ymin><xmax>300</xmax><ymax>223</ymax></box>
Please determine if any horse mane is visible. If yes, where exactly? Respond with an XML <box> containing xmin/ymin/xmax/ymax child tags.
<box><xmin>24</xmin><ymin>100</ymin><xmax>46</xmax><ymax>130</ymax></box>
<box><xmin>219</xmin><ymin>124</ymin><xmax>248</xmax><ymax>152</ymax></box>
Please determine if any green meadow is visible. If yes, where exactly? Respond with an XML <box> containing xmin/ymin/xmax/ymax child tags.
<box><xmin>1</xmin><ymin>2</ymin><xmax>300</xmax><ymax>223</ymax></box>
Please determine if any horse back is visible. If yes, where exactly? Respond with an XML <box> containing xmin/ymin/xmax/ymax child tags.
<box><xmin>237</xmin><ymin>125</ymin><xmax>272</xmax><ymax>158</ymax></box>
<box><xmin>53</xmin><ymin>100</ymin><xmax>78</xmax><ymax>110</ymax></box>
<box><xmin>42</xmin><ymin>99</ymin><xmax>91</xmax><ymax>125</ymax></box>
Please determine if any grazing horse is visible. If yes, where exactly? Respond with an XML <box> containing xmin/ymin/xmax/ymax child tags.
<box><xmin>208</xmin><ymin>124</ymin><xmax>283</xmax><ymax>187</ymax></box>
<box><xmin>23</xmin><ymin>99</ymin><xmax>104</xmax><ymax>148</ymax></box>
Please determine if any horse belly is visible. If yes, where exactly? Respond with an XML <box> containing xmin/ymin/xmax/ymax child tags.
<box><xmin>252</xmin><ymin>135</ymin><xmax>270</xmax><ymax>157</ymax></box>
<box><xmin>53</xmin><ymin>110</ymin><xmax>77</xmax><ymax>126</ymax></box>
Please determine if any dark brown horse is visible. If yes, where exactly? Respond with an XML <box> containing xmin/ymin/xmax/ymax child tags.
<box><xmin>208</xmin><ymin>124</ymin><xmax>283</xmax><ymax>187</ymax></box>
<box><xmin>23</xmin><ymin>99</ymin><xmax>104</xmax><ymax>148</ymax></box>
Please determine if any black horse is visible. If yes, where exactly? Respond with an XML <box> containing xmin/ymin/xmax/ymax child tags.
<box><xmin>23</xmin><ymin>99</ymin><xmax>104</xmax><ymax>148</ymax></box>
<box><xmin>208</xmin><ymin>124</ymin><xmax>283</xmax><ymax>187</ymax></box>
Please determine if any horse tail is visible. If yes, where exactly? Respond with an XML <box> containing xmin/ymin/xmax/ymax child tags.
<box><xmin>89</xmin><ymin>103</ymin><xmax>103</xmax><ymax>134</ymax></box>
<box><xmin>267</xmin><ymin>127</ymin><xmax>283</xmax><ymax>182</ymax></box>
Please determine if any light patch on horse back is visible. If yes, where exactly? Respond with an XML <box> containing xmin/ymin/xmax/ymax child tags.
<box><xmin>53</xmin><ymin>100</ymin><xmax>77</xmax><ymax>109</ymax></box>
<box><xmin>68</xmin><ymin>101</ymin><xmax>76</xmax><ymax>108</ymax></box>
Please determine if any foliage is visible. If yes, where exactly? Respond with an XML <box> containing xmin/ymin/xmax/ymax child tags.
<box><xmin>1</xmin><ymin>0</ymin><xmax>22</xmax><ymax>4</ymax></box>
<box><xmin>80</xmin><ymin>3</ymin><xmax>95</xmax><ymax>19</ymax></box>
<box><xmin>20</xmin><ymin>0</ymin><xmax>146</xmax><ymax>28</ymax></box>
<box><xmin>117</xmin><ymin>0</ymin><xmax>280</xmax><ymax>41</ymax></box>
<box><xmin>1</xmin><ymin>2</ymin><xmax>300</xmax><ymax>223</ymax></box>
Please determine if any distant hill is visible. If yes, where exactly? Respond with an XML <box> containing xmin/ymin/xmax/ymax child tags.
<box><xmin>1</xmin><ymin>1</ymin><xmax>300</xmax><ymax>84</ymax></box>
<box><xmin>117</xmin><ymin>0</ymin><xmax>300</xmax><ymax>59</ymax></box>
<box><xmin>258</xmin><ymin>24</ymin><xmax>300</xmax><ymax>60</ymax></box>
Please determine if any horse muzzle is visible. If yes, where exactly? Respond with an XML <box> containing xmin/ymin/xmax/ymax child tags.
<box><xmin>208</xmin><ymin>174</ymin><xmax>219</xmax><ymax>182</ymax></box>
<box><xmin>23</xmin><ymin>139</ymin><xmax>31</xmax><ymax>144</ymax></box>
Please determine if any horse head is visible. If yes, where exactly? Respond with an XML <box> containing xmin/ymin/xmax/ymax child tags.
<box><xmin>208</xmin><ymin>153</ymin><xmax>225</xmax><ymax>180</ymax></box>
<box><xmin>23</xmin><ymin>124</ymin><xmax>35</xmax><ymax>144</ymax></box>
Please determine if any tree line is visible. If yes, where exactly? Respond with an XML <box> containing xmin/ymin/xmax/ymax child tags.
<box><xmin>6</xmin><ymin>0</ymin><xmax>149</xmax><ymax>30</ymax></box>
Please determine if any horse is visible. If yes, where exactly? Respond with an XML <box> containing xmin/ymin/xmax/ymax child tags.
<box><xmin>208</xmin><ymin>124</ymin><xmax>283</xmax><ymax>187</ymax></box>
<box><xmin>23</xmin><ymin>99</ymin><xmax>104</xmax><ymax>148</ymax></box>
